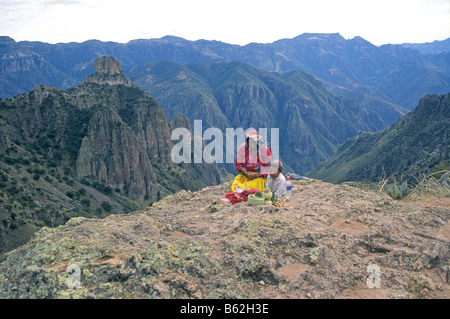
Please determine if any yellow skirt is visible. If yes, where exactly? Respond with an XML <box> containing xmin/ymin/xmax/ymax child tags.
<box><xmin>231</xmin><ymin>172</ymin><xmax>266</xmax><ymax>192</ymax></box>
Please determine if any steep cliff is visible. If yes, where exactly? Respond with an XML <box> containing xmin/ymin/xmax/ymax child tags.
<box><xmin>0</xmin><ymin>56</ymin><xmax>221</xmax><ymax>254</ymax></box>
<box><xmin>169</xmin><ymin>113</ymin><xmax>221</xmax><ymax>190</ymax></box>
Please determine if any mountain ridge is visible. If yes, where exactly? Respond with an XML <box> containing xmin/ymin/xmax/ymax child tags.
<box><xmin>308</xmin><ymin>93</ymin><xmax>450</xmax><ymax>183</ymax></box>
<box><xmin>2</xmin><ymin>33</ymin><xmax>449</xmax><ymax>110</ymax></box>
<box><xmin>130</xmin><ymin>60</ymin><xmax>390</xmax><ymax>174</ymax></box>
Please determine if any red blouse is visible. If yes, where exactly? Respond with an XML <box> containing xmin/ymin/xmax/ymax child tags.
<box><xmin>235</xmin><ymin>142</ymin><xmax>272</xmax><ymax>176</ymax></box>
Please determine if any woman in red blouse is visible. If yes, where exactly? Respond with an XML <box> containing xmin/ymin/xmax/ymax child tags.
<box><xmin>231</xmin><ymin>130</ymin><xmax>272</xmax><ymax>192</ymax></box>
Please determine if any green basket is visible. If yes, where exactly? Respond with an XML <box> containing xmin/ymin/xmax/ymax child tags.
<box><xmin>248</xmin><ymin>193</ymin><xmax>265</xmax><ymax>206</ymax></box>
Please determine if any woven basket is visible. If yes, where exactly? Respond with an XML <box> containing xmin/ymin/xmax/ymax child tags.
<box><xmin>248</xmin><ymin>193</ymin><xmax>265</xmax><ymax>206</ymax></box>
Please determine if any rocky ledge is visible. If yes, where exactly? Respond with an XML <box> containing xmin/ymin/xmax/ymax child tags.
<box><xmin>0</xmin><ymin>179</ymin><xmax>448</xmax><ymax>299</ymax></box>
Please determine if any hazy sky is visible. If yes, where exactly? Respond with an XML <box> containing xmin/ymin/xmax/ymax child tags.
<box><xmin>1</xmin><ymin>0</ymin><xmax>449</xmax><ymax>45</ymax></box>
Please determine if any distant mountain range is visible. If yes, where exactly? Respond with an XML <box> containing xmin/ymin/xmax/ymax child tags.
<box><xmin>401</xmin><ymin>38</ymin><xmax>450</xmax><ymax>54</ymax></box>
<box><xmin>1</xmin><ymin>33</ymin><xmax>449</xmax><ymax>110</ymax></box>
<box><xmin>308</xmin><ymin>93</ymin><xmax>450</xmax><ymax>183</ymax></box>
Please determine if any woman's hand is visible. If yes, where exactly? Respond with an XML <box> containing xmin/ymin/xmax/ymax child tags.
<box><xmin>248</xmin><ymin>173</ymin><xmax>263</xmax><ymax>180</ymax></box>
<box><xmin>240</xmin><ymin>168</ymin><xmax>263</xmax><ymax>180</ymax></box>
<box><xmin>240</xmin><ymin>168</ymin><xmax>249</xmax><ymax>178</ymax></box>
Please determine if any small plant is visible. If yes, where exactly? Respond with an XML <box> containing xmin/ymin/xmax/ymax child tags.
<box><xmin>386</xmin><ymin>180</ymin><xmax>409</xmax><ymax>200</ymax></box>
<box><xmin>408</xmin><ymin>277</ymin><xmax>432</xmax><ymax>299</ymax></box>
<box><xmin>309</xmin><ymin>247</ymin><xmax>321</xmax><ymax>261</ymax></box>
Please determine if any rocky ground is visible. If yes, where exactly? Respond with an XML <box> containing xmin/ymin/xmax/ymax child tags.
<box><xmin>0</xmin><ymin>179</ymin><xmax>448</xmax><ymax>299</ymax></box>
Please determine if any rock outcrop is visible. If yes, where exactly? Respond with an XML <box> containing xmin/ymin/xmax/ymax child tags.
<box><xmin>75</xmin><ymin>107</ymin><xmax>158</xmax><ymax>201</ymax></box>
<box><xmin>0</xmin><ymin>179</ymin><xmax>448</xmax><ymax>299</ymax></box>
<box><xmin>84</xmin><ymin>56</ymin><xmax>132</xmax><ymax>86</ymax></box>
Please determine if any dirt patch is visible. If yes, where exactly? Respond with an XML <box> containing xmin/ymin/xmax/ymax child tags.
<box><xmin>418</xmin><ymin>197</ymin><xmax>450</xmax><ymax>209</ymax></box>
<box><xmin>43</xmin><ymin>262</ymin><xmax>69</xmax><ymax>273</ymax></box>
<box><xmin>90</xmin><ymin>254</ymin><xmax>126</xmax><ymax>266</ymax></box>
<box><xmin>331</xmin><ymin>219</ymin><xmax>371</xmax><ymax>233</ymax></box>
<box><xmin>169</xmin><ymin>231</ymin><xmax>189</xmax><ymax>238</ymax></box>
<box><xmin>436</xmin><ymin>223</ymin><xmax>450</xmax><ymax>241</ymax></box>
<box><xmin>277</xmin><ymin>263</ymin><xmax>310</xmax><ymax>281</ymax></box>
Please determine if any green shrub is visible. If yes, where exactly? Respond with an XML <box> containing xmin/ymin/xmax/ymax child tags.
<box><xmin>66</xmin><ymin>191</ymin><xmax>75</xmax><ymax>199</ymax></box>
<box><xmin>103</xmin><ymin>186</ymin><xmax>112</xmax><ymax>195</ymax></box>
<box><xmin>3</xmin><ymin>156</ymin><xmax>17</xmax><ymax>165</ymax></box>
<box><xmin>386</xmin><ymin>180</ymin><xmax>409</xmax><ymax>200</ymax></box>
<box><xmin>47</xmin><ymin>160</ymin><xmax>57</xmax><ymax>167</ymax></box>
<box><xmin>47</xmin><ymin>129</ymin><xmax>57</xmax><ymax>139</ymax></box>
<box><xmin>81</xmin><ymin>198</ymin><xmax>90</xmax><ymax>207</ymax></box>
<box><xmin>101</xmin><ymin>201</ymin><xmax>113</xmax><ymax>212</ymax></box>
<box><xmin>33</xmin><ymin>168</ymin><xmax>45</xmax><ymax>175</ymax></box>
<box><xmin>0</xmin><ymin>172</ymin><xmax>8</xmax><ymax>182</ymax></box>
<box><xmin>53</xmin><ymin>150</ymin><xmax>63</xmax><ymax>161</ymax></box>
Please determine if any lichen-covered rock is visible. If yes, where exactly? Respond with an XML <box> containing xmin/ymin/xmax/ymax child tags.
<box><xmin>0</xmin><ymin>179</ymin><xmax>448</xmax><ymax>299</ymax></box>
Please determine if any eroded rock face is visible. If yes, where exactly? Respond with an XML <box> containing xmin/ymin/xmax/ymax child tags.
<box><xmin>84</xmin><ymin>56</ymin><xmax>132</xmax><ymax>86</ymax></box>
<box><xmin>0</xmin><ymin>179</ymin><xmax>448</xmax><ymax>299</ymax></box>
<box><xmin>0</xmin><ymin>57</ymin><xmax>220</xmax><ymax>205</ymax></box>
<box><xmin>75</xmin><ymin>108</ymin><xmax>157</xmax><ymax>201</ymax></box>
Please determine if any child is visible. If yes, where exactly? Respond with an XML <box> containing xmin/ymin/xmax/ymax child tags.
<box><xmin>264</xmin><ymin>160</ymin><xmax>286</xmax><ymax>198</ymax></box>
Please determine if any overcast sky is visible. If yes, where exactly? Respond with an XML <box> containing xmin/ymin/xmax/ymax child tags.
<box><xmin>1</xmin><ymin>0</ymin><xmax>449</xmax><ymax>45</ymax></box>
